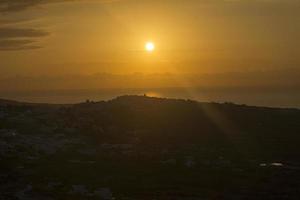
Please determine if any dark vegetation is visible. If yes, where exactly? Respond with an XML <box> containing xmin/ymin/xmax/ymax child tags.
<box><xmin>1</xmin><ymin>95</ymin><xmax>300</xmax><ymax>199</ymax></box>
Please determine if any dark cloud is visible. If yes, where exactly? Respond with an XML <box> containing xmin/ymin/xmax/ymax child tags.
<box><xmin>0</xmin><ymin>27</ymin><xmax>49</xmax><ymax>50</ymax></box>
<box><xmin>0</xmin><ymin>0</ymin><xmax>119</xmax><ymax>50</ymax></box>
<box><xmin>0</xmin><ymin>27</ymin><xmax>48</xmax><ymax>38</ymax></box>
<box><xmin>0</xmin><ymin>1</ymin><xmax>76</xmax><ymax>50</ymax></box>
<box><xmin>0</xmin><ymin>1</ymin><xmax>50</xmax><ymax>51</ymax></box>
<box><xmin>0</xmin><ymin>39</ymin><xmax>41</xmax><ymax>50</ymax></box>
<box><xmin>0</xmin><ymin>0</ymin><xmax>119</xmax><ymax>13</ymax></box>
<box><xmin>0</xmin><ymin>0</ymin><xmax>57</xmax><ymax>12</ymax></box>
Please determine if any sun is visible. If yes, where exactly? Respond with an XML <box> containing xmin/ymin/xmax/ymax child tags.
<box><xmin>145</xmin><ymin>42</ymin><xmax>155</xmax><ymax>52</ymax></box>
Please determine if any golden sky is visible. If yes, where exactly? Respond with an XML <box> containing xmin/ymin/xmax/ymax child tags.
<box><xmin>0</xmin><ymin>0</ymin><xmax>299</xmax><ymax>90</ymax></box>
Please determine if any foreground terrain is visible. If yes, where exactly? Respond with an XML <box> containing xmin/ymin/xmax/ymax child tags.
<box><xmin>1</xmin><ymin>95</ymin><xmax>300</xmax><ymax>199</ymax></box>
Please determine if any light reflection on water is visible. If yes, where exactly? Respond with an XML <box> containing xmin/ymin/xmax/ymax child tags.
<box><xmin>260</xmin><ymin>163</ymin><xmax>284</xmax><ymax>167</ymax></box>
<box><xmin>145</xmin><ymin>91</ymin><xmax>162</xmax><ymax>98</ymax></box>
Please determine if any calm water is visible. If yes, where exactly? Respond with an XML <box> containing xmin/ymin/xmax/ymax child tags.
<box><xmin>1</xmin><ymin>88</ymin><xmax>300</xmax><ymax>108</ymax></box>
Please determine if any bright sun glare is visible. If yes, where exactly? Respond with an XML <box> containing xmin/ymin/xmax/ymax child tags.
<box><xmin>145</xmin><ymin>42</ymin><xmax>155</xmax><ymax>52</ymax></box>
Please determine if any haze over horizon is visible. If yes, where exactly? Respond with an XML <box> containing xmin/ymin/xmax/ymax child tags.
<box><xmin>0</xmin><ymin>0</ymin><xmax>299</xmax><ymax>106</ymax></box>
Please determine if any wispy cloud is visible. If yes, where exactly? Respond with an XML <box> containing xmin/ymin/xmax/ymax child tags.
<box><xmin>0</xmin><ymin>0</ymin><xmax>121</xmax><ymax>13</ymax></box>
<box><xmin>0</xmin><ymin>39</ymin><xmax>42</xmax><ymax>50</ymax></box>
<box><xmin>0</xmin><ymin>27</ymin><xmax>49</xmax><ymax>50</ymax></box>
<box><xmin>0</xmin><ymin>1</ymin><xmax>50</xmax><ymax>50</ymax></box>
<box><xmin>0</xmin><ymin>27</ymin><xmax>48</xmax><ymax>38</ymax></box>
<box><xmin>0</xmin><ymin>0</ymin><xmax>121</xmax><ymax>51</ymax></box>
<box><xmin>0</xmin><ymin>0</ymin><xmax>67</xmax><ymax>12</ymax></box>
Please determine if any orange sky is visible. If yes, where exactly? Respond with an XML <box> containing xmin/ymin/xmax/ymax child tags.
<box><xmin>0</xmin><ymin>0</ymin><xmax>299</xmax><ymax>90</ymax></box>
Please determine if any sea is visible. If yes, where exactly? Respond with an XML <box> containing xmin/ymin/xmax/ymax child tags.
<box><xmin>1</xmin><ymin>87</ymin><xmax>300</xmax><ymax>108</ymax></box>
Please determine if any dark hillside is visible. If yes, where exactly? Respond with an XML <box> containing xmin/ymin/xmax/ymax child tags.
<box><xmin>63</xmin><ymin>95</ymin><xmax>300</xmax><ymax>160</ymax></box>
<box><xmin>1</xmin><ymin>95</ymin><xmax>300</xmax><ymax>199</ymax></box>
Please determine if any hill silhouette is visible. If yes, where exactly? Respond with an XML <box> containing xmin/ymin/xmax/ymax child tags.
<box><xmin>1</xmin><ymin>95</ymin><xmax>300</xmax><ymax>199</ymax></box>
<box><xmin>61</xmin><ymin>95</ymin><xmax>300</xmax><ymax>159</ymax></box>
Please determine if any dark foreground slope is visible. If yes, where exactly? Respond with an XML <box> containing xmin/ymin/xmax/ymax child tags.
<box><xmin>1</xmin><ymin>95</ymin><xmax>300</xmax><ymax>199</ymax></box>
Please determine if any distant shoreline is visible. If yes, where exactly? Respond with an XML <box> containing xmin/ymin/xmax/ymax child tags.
<box><xmin>1</xmin><ymin>94</ymin><xmax>300</xmax><ymax>110</ymax></box>
<box><xmin>1</xmin><ymin>87</ymin><xmax>300</xmax><ymax>108</ymax></box>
